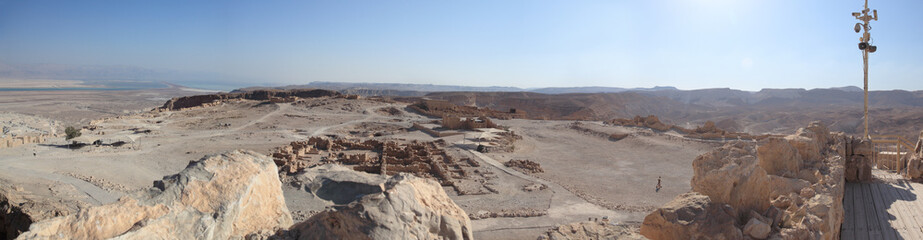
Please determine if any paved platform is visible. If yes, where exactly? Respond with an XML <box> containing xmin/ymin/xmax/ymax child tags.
<box><xmin>843</xmin><ymin>169</ymin><xmax>923</xmax><ymax>240</ymax></box>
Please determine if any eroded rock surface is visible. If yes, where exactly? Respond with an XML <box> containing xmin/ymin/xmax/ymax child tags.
<box><xmin>17</xmin><ymin>150</ymin><xmax>293</xmax><ymax>239</ymax></box>
<box><xmin>279</xmin><ymin>164</ymin><xmax>473</xmax><ymax>240</ymax></box>
<box><xmin>642</xmin><ymin>121</ymin><xmax>853</xmax><ymax>240</ymax></box>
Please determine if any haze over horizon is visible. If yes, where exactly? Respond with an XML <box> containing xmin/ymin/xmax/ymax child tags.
<box><xmin>1</xmin><ymin>0</ymin><xmax>922</xmax><ymax>91</ymax></box>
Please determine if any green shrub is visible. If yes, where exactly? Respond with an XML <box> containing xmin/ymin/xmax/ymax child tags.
<box><xmin>65</xmin><ymin>126</ymin><xmax>81</xmax><ymax>140</ymax></box>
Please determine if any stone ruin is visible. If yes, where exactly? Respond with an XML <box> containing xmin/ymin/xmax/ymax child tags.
<box><xmin>441</xmin><ymin>116</ymin><xmax>497</xmax><ymax>130</ymax></box>
<box><xmin>607</xmin><ymin>115</ymin><xmax>771</xmax><ymax>141</ymax></box>
<box><xmin>641</xmin><ymin>122</ymin><xmax>871</xmax><ymax>240</ymax></box>
<box><xmin>271</xmin><ymin>137</ymin><xmax>474</xmax><ymax>191</ymax></box>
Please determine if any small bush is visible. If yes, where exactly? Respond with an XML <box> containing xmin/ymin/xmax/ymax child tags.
<box><xmin>65</xmin><ymin>126</ymin><xmax>82</xmax><ymax>140</ymax></box>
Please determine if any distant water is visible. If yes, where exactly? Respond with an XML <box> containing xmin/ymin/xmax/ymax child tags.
<box><xmin>0</xmin><ymin>87</ymin><xmax>148</xmax><ymax>91</ymax></box>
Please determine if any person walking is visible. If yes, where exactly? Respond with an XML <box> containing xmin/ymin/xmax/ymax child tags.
<box><xmin>656</xmin><ymin>176</ymin><xmax>662</xmax><ymax>192</ymax></box>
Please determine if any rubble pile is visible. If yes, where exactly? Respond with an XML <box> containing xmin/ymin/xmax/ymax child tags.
<box><xmin>641</xmin><ymin>122</ymin><xmax>866</xmax><ymax>240</ymax></box>
<box><xmin>504</xmin><ymin>159</ymin><xmax>544</xmax><ymax>174</ymax></box>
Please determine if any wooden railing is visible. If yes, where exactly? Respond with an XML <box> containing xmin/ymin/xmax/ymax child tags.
<box><xmin>870</xmin><ymin>135</ymin><xmax>915</xmax><ymax>175</ymax></box>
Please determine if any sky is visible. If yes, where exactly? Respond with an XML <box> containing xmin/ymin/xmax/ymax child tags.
<box><xmin>1</xmin><ymin>0</ymin><xmax>921</xmax><ymax>91</ymax></box>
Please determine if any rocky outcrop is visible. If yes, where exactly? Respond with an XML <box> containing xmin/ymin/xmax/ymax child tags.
<box><xmin>160</xmin><ymin>89</ymin><xmax>340</xmax><ymax>110</ymax></box>
<box><xmin>279</xmin><ymin>164</ymin><xmax>472</xmax><ymax>240</ymax></box>
<box><xmin>642</xmin><ymin>121</ymin><xmax>850</xmax><ymax>240</ymax></box>
<box><xmin>17</xmin><ymin>150</ymin><xmax>293</xmax><ymax>239</ymax></box>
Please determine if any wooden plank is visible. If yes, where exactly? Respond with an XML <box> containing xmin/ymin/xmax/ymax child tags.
<box><xmin>852</xmin><ymin>183</ymin><xmax>870</xmax><ymax>240</ymax></box>
<box><xmin>904</xmin><ymin>180</ymin><xmax>923</xmax><ymax>237</ymax></box>
<box><xmin>885</xmin><ymin>179</ymin><xmax>921</xmax><ymax>240</ymax></box>
<box><xmin>887</xmin><ymin>172</ymin><xmax>923</xmax><ymax>239</ymax></box>
<box><xmin>843</xmin><ymin>182</ymin><xmax>857</xmax><ymax>240</ymax></box>
<box><xmin>870</xmin><ymin>180</ymin><xmax>900</xmax><ymax>239</ymax></box>
<box><xmin>863</xmin><ymin>183</ymin><xmax>884</xmax><ymax>240</ymax></box>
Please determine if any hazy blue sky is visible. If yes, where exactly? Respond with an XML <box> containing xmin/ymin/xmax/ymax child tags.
<box><xmin>1</xmin><ymin>0</ymin><xmax>921</xmax><ymax>90</ymax></box>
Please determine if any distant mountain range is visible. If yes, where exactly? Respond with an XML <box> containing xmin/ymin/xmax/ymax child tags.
<box><xmin>244</xmin><ymin>81</ymin><xmax>885</xmax><ymax>99</ymax></box>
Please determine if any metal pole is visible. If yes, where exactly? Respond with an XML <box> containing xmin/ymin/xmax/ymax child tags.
<box><xmin>864</xmin><ymin>49</ymin><xmax>869</xmax><ymax>138</ymax></box>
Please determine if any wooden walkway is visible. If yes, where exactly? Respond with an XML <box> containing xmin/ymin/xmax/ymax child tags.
<box><xmin>843</xmin><ymin>169</ymin><xmax>923</xmax><ymax>240</ymax></box>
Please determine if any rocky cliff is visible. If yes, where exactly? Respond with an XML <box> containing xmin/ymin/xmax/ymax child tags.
<box><xmin>16</xmin><ymin>150</ymin><xmax>293</xmax><ymax>239</ymax></box>
<box><xmin>641</xmin><ymin>122</ymin><xmax>867</xmax><ymax>239</ymax></box>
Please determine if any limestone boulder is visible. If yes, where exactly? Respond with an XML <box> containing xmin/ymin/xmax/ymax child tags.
<box><xmin>743</xmin><ymin>218</ymin><xmax>770</xmax><ymax>239</ymax></box>
<box><xmin>691</xmin><ymin>142</ymin><xmax>771</xmax><ymax>220</ymax></box>
<box><xmin>280</xmin><ymin>164</ymin><xmax>473</xmax><ymax>240</ymax></box>
<box><xmin>17</xmin><ymin>150</ymin><xmax>293</xmax><ymax>239</ymax></box>
<box><xmin>640</xmin><ymin>192</ymin><xmax>742</xmax><ymax>240</ymax></box>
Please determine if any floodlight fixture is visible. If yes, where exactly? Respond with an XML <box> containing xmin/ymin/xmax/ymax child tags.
<box><xmin>853</xmin><ymin>0</ymin><xmax>879</xmax><ymax>138</ymax></box>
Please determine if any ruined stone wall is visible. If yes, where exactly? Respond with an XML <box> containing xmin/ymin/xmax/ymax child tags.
<box><xmin>270</xmin><ymin>137</ymin><xmax>466</xmax><ymax>187</ymax></box>
<box><xmin>0</xmin><ymin>135</ymin><xmax>49</xmax><ymax>149</ymax></box>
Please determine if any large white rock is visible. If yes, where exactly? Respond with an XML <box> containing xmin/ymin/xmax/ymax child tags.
<box><xmin>17</xmin><ymin>150</ymin><xmax>293</xmax><ymax>239</ymax></box>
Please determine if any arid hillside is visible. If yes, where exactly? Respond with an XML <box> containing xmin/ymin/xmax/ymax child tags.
<box><xmin>423</xmin><ymin>88</ymin><xmax>923</xmax><ymax>140</ymax></box>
